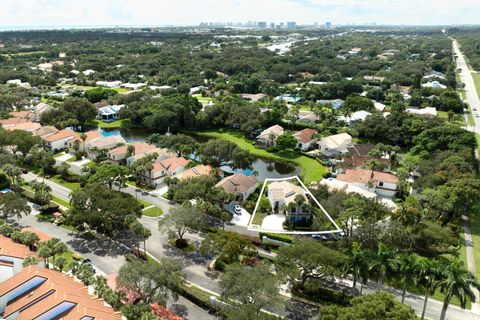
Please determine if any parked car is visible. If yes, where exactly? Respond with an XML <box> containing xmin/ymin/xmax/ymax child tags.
<box><xmin>21</xmin><ymin>168</ymin><xmax>28</xmax><ymax>174</ymax></box>
<box><xmin>81</xmin><ymin>258</ymin><xmax>92</xmax><ymax>265</ymax></box>
<box><xmin>234</xmin><ymin>205</ymin><xmax>242</xmax><ymax>215</ymax></box>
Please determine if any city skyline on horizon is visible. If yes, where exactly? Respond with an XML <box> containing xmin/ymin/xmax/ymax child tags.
<box><xmin>0</xmin><ymin>0</ymin><xmax>478</xmax><ymax>28</ymax></box>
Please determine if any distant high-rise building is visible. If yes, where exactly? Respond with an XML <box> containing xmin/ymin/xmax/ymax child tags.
<box><xmin>258</xmin><ymin>21</ymin><xmax>267</xmax><ymax>29</ymax></box>
<box><xmin>270</xmin><ymin>22</ymin><xmax>275</xmax><ymax>28</ymax></box>
<box><xmin>287</xmin><ymin>21</ymin><xmax>297</xmax><ymax>29</ymax></box>
<box><xmin>325</xmin><ymin>21</ymin><xmax>332</xmax><ymax>29</ymax></box>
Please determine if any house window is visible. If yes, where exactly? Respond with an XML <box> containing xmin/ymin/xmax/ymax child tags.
<box><xmin>379</xmin><ymin>182</ymin><xmax>384</xmax><ymax>187</ymax></box>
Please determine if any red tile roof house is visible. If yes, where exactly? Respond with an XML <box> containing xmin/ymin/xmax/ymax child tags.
<box><xmin>293</xmin><ymin>128</ymin><xmax>318</xmax><ymax>151</ymax></box>
<box><xmin>337</xmin><ymin>169</ymin><xmax>399</xmax><ymax>198</ymax></box>
<box><xmin>141</xmin><ymin>156</ymin><xmax>191</xmax><ymax>187</ymax></box>
<box><xmin>0</xmin><ymin>266</ymin><xmax>122</xmax><ymax>320</ymax></box>
<box><xmin>107</xmin><ymin>142</ymin><xmax>157</xmax><ymax>164</ymax></box>
<box><xmin>0</xmin><ymin>235</ymin><xmax>42</xmax><ymax>281</ymax></box>
<box><xmin>215</xmin><ymin>173</ymin><xmax>257</xmax><ymax>202</ymax></box>
<box><xmin>106</xmin><ymin>273</ymin><xmax>182</xmax><ymax>319</ymax></box>
<box><xmin>42</xmin><ymin>129</ymin><xmax>80</xmax><ymax>153</ymax></box>
<box><xmin>67</xmin><ymin>130</ymin><xmax>103</xmax><ymax>153</ymax></box>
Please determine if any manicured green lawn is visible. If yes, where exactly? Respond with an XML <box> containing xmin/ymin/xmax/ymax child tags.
<box><xmin>48</xmin><ymin>250</ymin><xmax>83</xmax><ymax>272</ymax></box>
<box><xmin>137</xmin><ymin>198</ymin><xmax>153</xmax><ymax>208</ymax></box>
<box><xmin>467</xmin><ymin>212</ymin><xmax>480</xmax><ymax>281</ymax></box>
<box><xmin>195</xmin><ymin>130</ymin><xmax>326</xmax><ymax>183</ymax></box>
<box><xmin>52</xmin><ymin>195</ymin><xmax>71</xmax><ymax>209</ymax></box>
<box><xmin>51</xmin><ymin>175</ymin><xmax>81</xmax><ymax>190</ymax></box>
<box><xmin>471</xmin><ymin>73</ymin><xmax>480</xmax><ymax>101</ymax></box>
<box><xmin>53</xmin><ymin>152</ymin><xmax>66</xmax><ymax>158</ymax></box>
<box><xmin>475</xmin><ymin>134</ymin><xmax>480</xmax><ymax>155</ymax></box>
<box><xmin>437</xmin><ymin>111</ymin><xmax>465</xmax><ymax>127</ymax></box>
<box><xmin>91</xmin><ymin>119</ymin><xmax>125</xmax><ymax>129</ymax></box>
<box><xmin>142</xmin><ymin>206</ymin><xmax>163</xmax><ymax>217</ymax></box>
<box><xmin>66</xmin><ymin>156</ymin><xmax>77</xmax><ymax>162</ymax></box>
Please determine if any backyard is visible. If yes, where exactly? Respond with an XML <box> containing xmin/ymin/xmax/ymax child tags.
<box><xmin>195</xmin><ymin>130</ymin><xmax>326</xmax><ymax>184</ymax></box>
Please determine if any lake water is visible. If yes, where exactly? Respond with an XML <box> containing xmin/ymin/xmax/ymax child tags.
<box><xmin>99</xmin><ymin>128</ymin><xmax>301</xmax><ymax>180</ymax></box>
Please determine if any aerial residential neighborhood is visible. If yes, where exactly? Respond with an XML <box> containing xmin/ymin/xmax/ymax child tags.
<box><xmin>1</xmin><ymin>1</ymin><xmax>480</xmax><ymax>320</ymax></box>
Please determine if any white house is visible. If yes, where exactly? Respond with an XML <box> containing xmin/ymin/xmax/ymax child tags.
<box><xmin>96</xmin><ymin>81</ymin><xmax>122</xmax><ymax>88</ymax></box>
<box><xmin>317</xmin><ymin>133</ymin><xmax>352</xmax><ymax>157</ymax></box>
<box><xmin>107</xmin><ymin>142</ymin><xmax>157</xmax><ymax>163</ymax></box>
<box><xmin>338</xmin><ymin>110</ymin><xmax>371</xmax><ymax>124</ymax></box>
<box><xmin>98</xmin><ymin>105</ymin><xmax>124</xmax><ymax>122</ymax></box>
<box><xmin>421</xmin><ymin>81</ymin><xmax>446</xmax><ymax>89</ymax></box>
<box><xmin>215</xmin><ymin>173</ymin><xmax>257</xmax><ymax>202</ymax></box>
<box><xmin>121</xmin><ymin>83</ymin><xmax>146</xmax><ymax>90</ymax></box>
<box><xmin>374</xmin><ymin>101</ymin><xmax>386</xmax><ymax>112</ymax></box>
<box><xmin>316</xmin><ymin>99</ymin><xmax>344</xmax><ymax>109</ymax></box>
<box><xmin>85</xmin><ymin>135</ymin><xmax>126</xmax><ymax>159</ymax></box>
<box><xmin>43</xmin><ymin>129</ymin><xmax>79</xmax><ymax>152</ymax></box>
<box><xmin>82</xmin><ymin>69</ymin><xmax>96</xmax><ymax>76</ymax></box>
<box><xmin>32</xmin><ymin>103</ymin><xmax>54</xmax><ymax>122</ymax></box>
<box><xmin>337</xmin><ymin>169</ymin><xmax>399</xmax><ymax>197</ymax></box>
<box><xmin>268</xmin><ymin>181</ymin><xmax>310</xmax><ymax>223</ymax></box>
<box><xmin>256</xmin><ymin>125</ymin><xmax>284</xmax><ymax>147</ymax></box>
<box><xmin>293</xmin><ymin>128</ymin><xmax>318</xmax><ymax>151</ymax></box>
<box><xmin>141</xmin><ymin>156</ymin><xmax>190</xmax><ymax>187</ymax></box>
<box><xmin>405</xmin><ymin>107</ymin><xmax>437</xmax><ymax>118</ymax></box>
<box><xmin>319</xmin><ymin>178</ymin><xmax>377</xmax><ymax>200</ymax></box>
<box><xmin>6</xmin><ymin>79</ymin><xmax>31</xmax><ymax>89</ymax></box>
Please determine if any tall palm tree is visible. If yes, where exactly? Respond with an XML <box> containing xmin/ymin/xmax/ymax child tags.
<box><xmin>418</xmin><ymin>258</ymin><xmax>442</xmax><ymax>320</ymax></box>
<box><xmin>437</xmin><ymin>260</ymin><xmax>480</xmax><ymax>320</ymax></box>
<box><xmin>368</xmin><ymin>243</ymin><xmax>396</xmax><ymax>291</ymax></box>
<box><xmin>80</xmin><ymin>133</ymin><xmax>87</xmax><ymax>154</ymax></box>
<box><xmin>394</xmin><ymin>253</ymin><xmax>421</xmax><ymax>303</ymax></box>
<box><xmin>343</xmin><ymin>242</ymin><xmax>368</xmax><ymax>295</ymax></box>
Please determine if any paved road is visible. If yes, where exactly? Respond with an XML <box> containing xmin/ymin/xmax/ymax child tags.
<box><xmin>23</xmin><ymin>170</ymin><xmax>480</xmax><ymax>319</ymax></box>
<box><xmin>453</xmin><ymin>39</ymin><xmax>480</xmax><ymax>133</ymax></box>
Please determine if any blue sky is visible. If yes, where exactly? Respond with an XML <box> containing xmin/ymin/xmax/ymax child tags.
<box><xmin>0</xmin><ymin>0</ymin><xmax>477</xmax><ymax>27</ymax></box>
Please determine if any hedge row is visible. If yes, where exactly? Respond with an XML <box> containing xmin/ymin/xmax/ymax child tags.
<box><xmin>259</xmin><ymin>232</ymin><xmax>294</xmax><ymax>244</ymax></box>
<box><xmin>292</xmin><ymin>281</ymin><xmax>352</xmax><ymax>306</ymax></box>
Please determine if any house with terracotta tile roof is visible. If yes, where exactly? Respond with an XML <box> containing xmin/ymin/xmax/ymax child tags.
<box><xmin>0</xmin><ymin>266</ymin><xmax>123</xmax><ymax>320</ymax></box>
<box><xmin>32</xmin><ymin>126</ymin><xmax>59</xmax><ymax>139</ymax></box>
<box><xmin>140</xmin><ymin>156</ymin><xmax>190</xmax><ymax>187</ymax></box>
<box><xmin>43</xmin><ymin>129</ymin><xmax>80</xmax><ymax>152</ymax></box>
<box><xmin>85</xmin><ymin>135</ymin><xmax>126</xmax><ymax>159</ymax></box>
<box><xmin>108</xmin><ymin>142</ymin><xmax>157</xmax><ymax>163</ymax></box>
<box><xmin>3</xmin><ymin>122</ymin><xmax>41</xmax><ymax>133</ymax></box>
<box><xmin>0</xmin><ymin>117</ymin><xmax>29</xmax><ymax>127</ymax></box>
<box><xmin>337</xmin><ymin>169</ymin><xmax>399</xmax><ymax>197</ymax></box>
<box><xmin>126</xmin><ymin>147</ymin><xmax>175</xmax><ymax>166</ymax></box>
<box><xmin>21</xmin><ymin>227</ymin><xmax>52</xmax><ymax>243</ymax></box>
<box><xmin>66</xmin><ymin>130</ymin><xmax>104</xmax><ymax>153</ymax></box>
<box><xmin>176</xmin><ymin>164</ymin><xmax>215</xmax><ymax>180</ymax></box>
<box><xmin>293</xmin><ymin>128</ymin><xmax>318</xmax><ymax>151</ymax></box>
<box><xmin>215</xmin><ymin>173</ymin><xmax>257</xmax><ymax>201</ymax></box>
<box><xmin>0</xmin><ymin>236</ymin><xmax>41</xmax><ymax>281</ymax></box>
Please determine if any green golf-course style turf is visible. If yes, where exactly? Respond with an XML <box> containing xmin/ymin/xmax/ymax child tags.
<box><xmin>194</xmin><ymin>130</ymin><xmax>326</xmax><ymax>184</ymax></box>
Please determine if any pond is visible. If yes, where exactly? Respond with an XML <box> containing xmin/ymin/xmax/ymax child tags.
<box><xmin>98</xmin><ymin>128</ymin><xmax>301</xmax><ymax>180</ymax></box>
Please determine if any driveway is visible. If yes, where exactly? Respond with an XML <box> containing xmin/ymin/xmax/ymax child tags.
<box><xmin>230</xmin><ymin>208</ymin><xmax>251</xmax><ymax>227</ymax></box>
<box><xmin>261</xmin><ymin>214</ymin><xmax>286</xmax><ymax>231</ymax></box>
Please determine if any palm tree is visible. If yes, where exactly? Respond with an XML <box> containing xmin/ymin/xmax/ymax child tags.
<box><xmin>418</xmin><ymin>258</ymin><xmax>442</xmax><ymax>319</ymax></box>
<box><xmin>368</xmin><ymin>243</ymin><xmax>396</xmax><ymax>291</ymax></box>
<box><xmin>343</xmin><ymin>242</ymin><xmax>368</xmax><ymax>295</ymax></box>
<box><xmin>80</xmin><ymin>133</ymin><xmax>87</xmax><ymax>154</ymax></box>
<box><xmin>437</xmin><ymin>260</ymin><xmax>480</xmax><ymax>320</ymax></box>
<box><xmin>394</xmin><ymin>253</ymin><xmax>421</xmax><ymax>303</ymax></box>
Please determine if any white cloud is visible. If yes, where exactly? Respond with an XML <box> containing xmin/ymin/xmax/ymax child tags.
<box><xmin>0</xmin><ymin>0</ymin><xmax>477</xmax><ymax>27</ymax></box>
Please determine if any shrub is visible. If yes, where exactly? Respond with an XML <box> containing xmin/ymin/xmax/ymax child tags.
<box><xmin>214</xmin><ymin>258</ymin><xmax>228</xmax><ymax>272</ymax></box>
<box><xmin>259</xmin><ymin>232</ymin><xmax>294</xmax><ymax>244</ymax></box>
<box><xmin>292</xmin><ymin>281</ymin><xmax>352</xmax><ymax>306</ymax></box>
